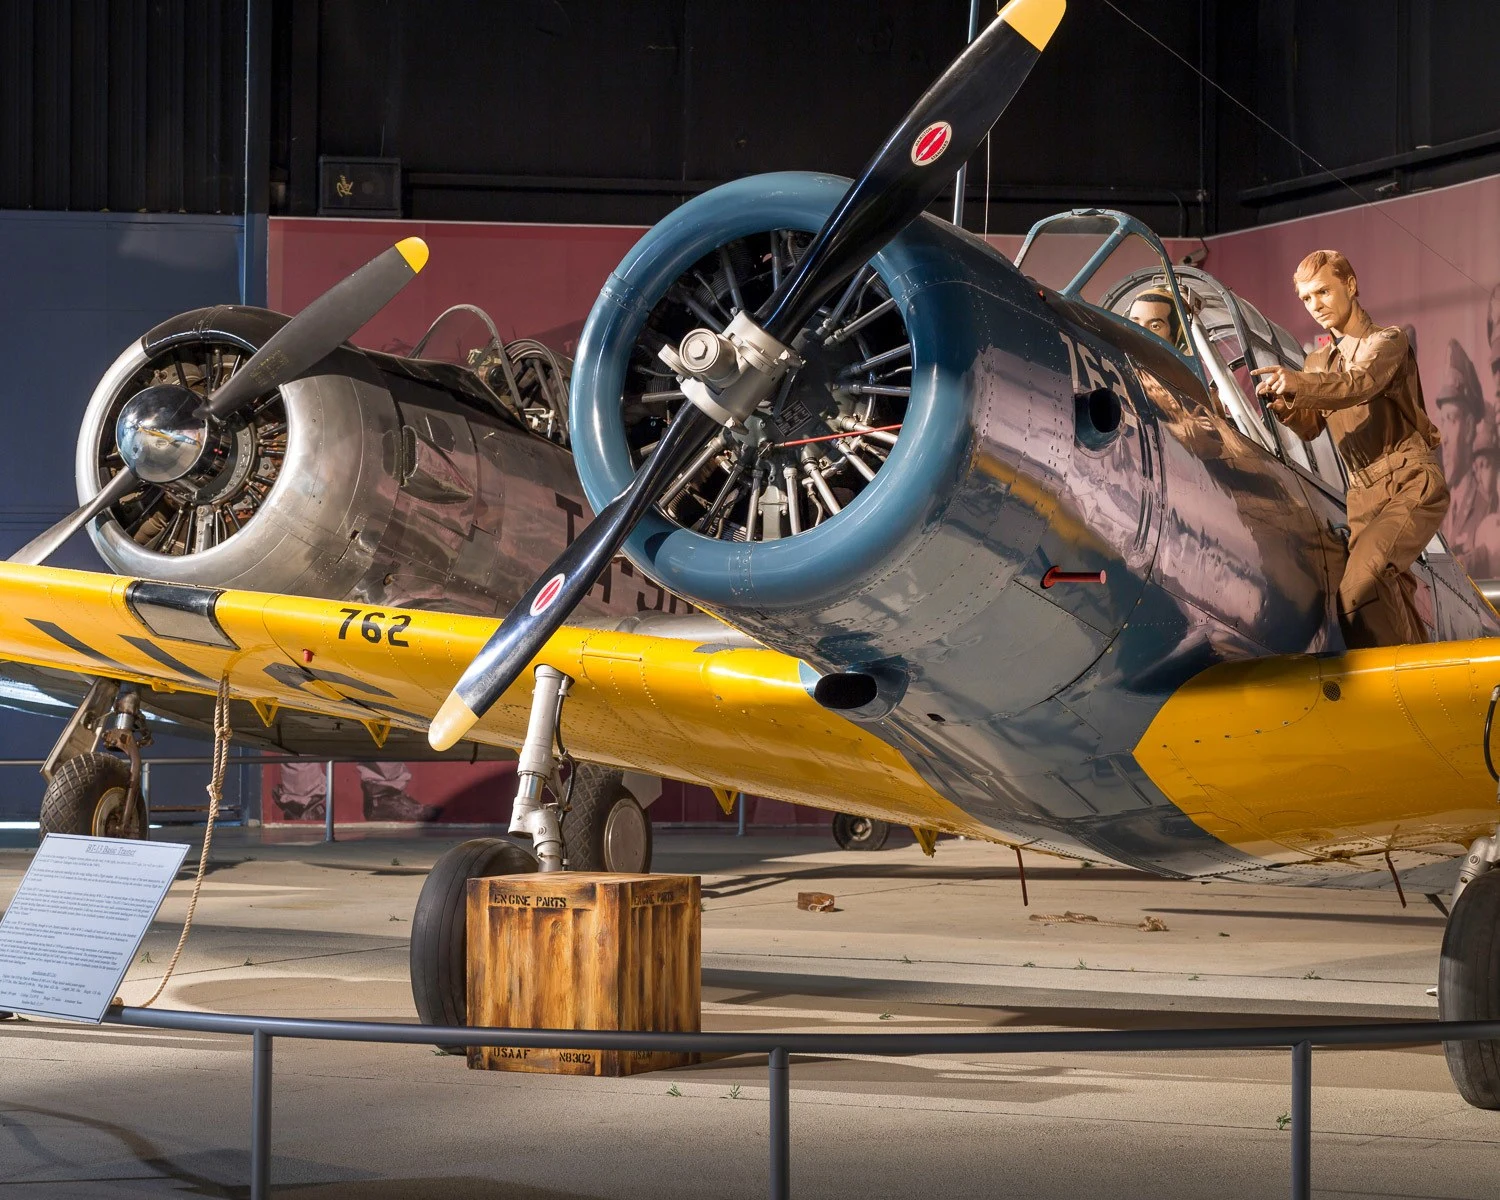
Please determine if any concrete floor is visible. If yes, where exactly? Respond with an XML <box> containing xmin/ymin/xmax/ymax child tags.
<box><xmin>0</xmin><ymin>827</ymin><xmax>1494</xmax><ymax>1199</ymax></box>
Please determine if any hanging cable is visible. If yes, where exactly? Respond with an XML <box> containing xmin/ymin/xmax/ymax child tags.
<box><xmin>982</xmin><ymin>1</ymin><xmax>996</xmax><ymax>244</ymax></box>
<box><xmin>1485</xmin><ymin>685</ymin><xmax>1500</xmax><ymax>783</ymax></box>
<box><xmin>983</xmin><ymin>133</ymin><xmax>992</xmax><ymax>244</ymax></box>
<box><xmin>138</xmin><ymin>675</ymin><xmax>231</xmax><ymax>1008</ymax></box>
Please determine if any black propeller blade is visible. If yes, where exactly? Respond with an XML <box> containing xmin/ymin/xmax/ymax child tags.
<box><xmin>428</xmin><ymin>0</ymin><xmax>1064</xmax><ymax>751</ymax></box>
<box><xmin>10</xmin><ymin>237</ymin><xmax>428</xmax><ymax>568</ymax></box>
<box><xmin>759</xmin><ymin>0</ymin><xmax>1063</xmax><ymax>343</ymax></box>
<box><xmin>9</xmin><ymin>469</ymin><xmax>144</xmax><ymax>568</ymax></box>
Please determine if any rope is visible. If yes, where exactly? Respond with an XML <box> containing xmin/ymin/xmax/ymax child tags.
<box><xmin>139</xmin><ymin>675</ymin><xmax>231</xmax><ymax>1008</ymax></box>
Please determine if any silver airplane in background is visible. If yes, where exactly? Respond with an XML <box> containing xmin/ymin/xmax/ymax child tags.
<box><xmin>5</xmin><ymin>285</ymin><xmax>701</xmax><ymax>868</ymax></box>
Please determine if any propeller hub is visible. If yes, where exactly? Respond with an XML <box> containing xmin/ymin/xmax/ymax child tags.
<box><xmin>677</xmin><ymin>329</ymin><xmax>739</xmax><ymax>385</ymax></box>
<box><xmin>116</xmin><ymin>384</ymin><xmax>230</xmax><ymax>486</ymax></box>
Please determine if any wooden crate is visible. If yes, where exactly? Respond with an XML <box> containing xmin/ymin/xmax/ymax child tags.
<box><xmin>465</xmin><ymin>872</ymin><xmax>700</xmax><ymax>1076</ymax></box>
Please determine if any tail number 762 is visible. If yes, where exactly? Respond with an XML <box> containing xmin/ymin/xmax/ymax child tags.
<box><xmin>337</xmin><ymin>607</ymin><xmax>412</xmax><ymax>647</ymax></box>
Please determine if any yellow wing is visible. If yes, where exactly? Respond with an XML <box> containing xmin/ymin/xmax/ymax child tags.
<box><xmin>1136</xmin><ymin>639</ymin><xmax>1500</xmax><ymax>862</ymax></box>
<box><xmin>0</xmin><ymin>563</ymin><xmax>979</xmax><ymax>837</ymax></box>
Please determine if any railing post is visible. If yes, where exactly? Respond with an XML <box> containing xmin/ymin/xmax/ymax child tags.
<box><xmin>251</xmin><ymin>1029</ymin><xmax>273</xmax><ymax>1200</ymax></box>
<box><xmin>768</xmin><ymin>1046</ymin><xmax>789</xmax><ymax>1199</ymax></box>
<box><xmin>324</xmin><ymin>760</ymin><xmax>335</xmax><ymax>843</ymax></box>
<box><xmin>1290</xmin><ymin>1040</ymin><xmax>1311</xmax><ymax>1200</ymax></box>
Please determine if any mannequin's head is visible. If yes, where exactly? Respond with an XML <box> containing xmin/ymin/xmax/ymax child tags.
<box><xmin>1129</xmin><ymin>287</ymin><xmax>1184</xmax><ymax>350</ymax></box>
<box><xmin>1293</xmin><ymin>250</ymin><xmax>1359</xmax><ymax>335</ymax></box>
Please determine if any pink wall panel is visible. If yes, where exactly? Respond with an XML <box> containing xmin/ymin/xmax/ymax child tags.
<box><xmin>268</xmin><ymin>218</ymin><xmax>1200</xmax><ymax>359</ymax></box>
<box><xmin>261</xmin><ymin>760</ymin><xmax>824</xmax><ymax>828</ymax></box>
<box><xmin>269</xmin><ymin>218</ymin><xmax>648</xmax><ymax>356</ymax></box>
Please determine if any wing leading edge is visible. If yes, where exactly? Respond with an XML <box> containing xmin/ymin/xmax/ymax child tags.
<box><xmin>0</xmin><ymin>563</ymin><xmax>980</xmax><ymax>836</ymax></box>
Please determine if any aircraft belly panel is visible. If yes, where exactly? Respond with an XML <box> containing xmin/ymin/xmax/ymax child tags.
<box><xmin>873</xmin><ymin>694</ymin><xmax>1263</xmax><ymax>875</ymax></box>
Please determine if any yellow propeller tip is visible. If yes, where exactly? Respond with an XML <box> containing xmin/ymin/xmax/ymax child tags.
<box><xmin>999</xmin><ymin>0</ymin><xmax>1065</xmax><ymax>51</ymax></box>
<box><xmin>428</xmin><ymin>691</ymin><xmax>478</xmax><ymax>752</ymax></box>
<box><xmin>395</xmin><ymin>236</ymin><xmax>429</xmax><ymax>274</ymax></box>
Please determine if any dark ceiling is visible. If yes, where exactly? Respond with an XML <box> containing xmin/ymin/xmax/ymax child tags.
<box><xmin>4</xmin><ymin>1</ymin><xmax>1499</xmax><ymax>239</ymax></box>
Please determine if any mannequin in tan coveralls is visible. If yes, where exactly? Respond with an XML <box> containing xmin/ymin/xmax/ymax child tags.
<box><xmin>1252</xmin><ymin>250</ymin><xmax>1450</xmax><ymax>649</ymax></box>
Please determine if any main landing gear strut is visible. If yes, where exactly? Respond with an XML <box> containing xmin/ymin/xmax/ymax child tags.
<box><xmin>409</xmin><ymin>665</ymin><xmax>654</xmax><ymax>1036</ymax></box>
<box><xmin>37</xmin><ymin>680</ymin><xmax>152</xmax><ymax>841</ymax></box>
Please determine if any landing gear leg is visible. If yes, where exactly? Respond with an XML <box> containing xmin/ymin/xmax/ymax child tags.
<box><xmin>37</xmin><ymin>681</ymin><xmax>152</xmax><ymax>840</ymax></box>
<box><xmin>1439</xmin><ymin>834</ymin><xmax>1500</xmax><ymax>1107</ymax></box>
<box><xmin>410</xmin><ymin>665</ymin><xmax>572</xmax><ymax>1043</ymax></box>
<box><xmin>507</xmin><ymin>664</ymin><xmax>573</xmax><ymax>872</ymax></box>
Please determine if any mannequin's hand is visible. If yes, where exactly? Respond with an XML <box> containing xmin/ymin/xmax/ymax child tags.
<box><xmin>1266</xmin><ymin>396</ymin><xmax>1295</xmax><ymax>422</ymax></box>
<box><xmin>1251</xmin><ymin>365</ymin><xmax>1297</xmax><ymax>399</ymax></box>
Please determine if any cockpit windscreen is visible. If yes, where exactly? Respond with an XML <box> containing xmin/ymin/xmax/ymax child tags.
<box><xmin>1013</xmin><ymin>213</ymin><xmax>1195</xmax><ymax>358</ymax></box>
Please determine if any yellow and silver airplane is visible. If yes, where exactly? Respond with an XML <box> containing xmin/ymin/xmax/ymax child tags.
<box><xmin>6</xmin><ymin>0</ymin><xmax>1500</xmax><ymax>1107</ymax></box>
<box><xmin>7</xmin><ymin>238</ymin><xmax>698</xmax><ymax>867</ymax></box>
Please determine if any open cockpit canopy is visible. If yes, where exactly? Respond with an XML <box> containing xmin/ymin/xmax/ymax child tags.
<box><xmin>1015</xmin><ymin>209</ymin><xmax>1347</xmax><ymax>496</ymax></box>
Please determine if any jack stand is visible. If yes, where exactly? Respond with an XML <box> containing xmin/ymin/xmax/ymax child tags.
<box><xmin>1451</xmin><ymin>833</ymin><xmax>1500</xmax><ymax>910</ymax></box>
<box><xmin>508</xmin><ymin>665</ymin><xmax>573</xmax><ymax>872</ymax></box>
<box><xmin>100</xmin><ymin>683</ymin><xmax>154</xmax><ymax>825</ymax></box>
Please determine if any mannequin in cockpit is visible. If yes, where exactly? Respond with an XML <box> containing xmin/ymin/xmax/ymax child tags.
<box><xmin>1128</xmin><ymin>287</ymin><xmax>1189</xmax><ymax>354</ymax></box>
<box><xmin>1129</xmin><ymin>284</ymin><xmax>1230</xmax><ymax>423</ymax></box>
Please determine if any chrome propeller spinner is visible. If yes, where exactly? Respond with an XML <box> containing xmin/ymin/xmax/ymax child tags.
<box><xmin>115</xmin><ymin>384</ymin><xmax>234</xmax><ymax>488</ymax></box>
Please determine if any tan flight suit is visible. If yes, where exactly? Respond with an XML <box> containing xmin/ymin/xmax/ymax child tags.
<box><xmin>1276</xmin><ymin>310</ymin><xmax>1449</xmax><ymax>648</ymax></box>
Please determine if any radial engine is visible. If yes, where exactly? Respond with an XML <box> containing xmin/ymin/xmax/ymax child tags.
<box><xmin>75</xmin><ymin>304</ymin><xmax>578</xmax><ymax>617</ymax></box>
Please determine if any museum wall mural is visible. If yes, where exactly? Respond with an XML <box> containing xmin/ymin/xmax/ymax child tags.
<box><xmin>260</xmin><ymin>760</ymin><xmax>823</xmax><ymax>829</ymax></box>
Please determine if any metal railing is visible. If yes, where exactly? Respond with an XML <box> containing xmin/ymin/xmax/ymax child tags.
<box><xmin>90</xmin><ymin>1006</ymin><xmax>1500</xmax><ymax>1200</ymax></box>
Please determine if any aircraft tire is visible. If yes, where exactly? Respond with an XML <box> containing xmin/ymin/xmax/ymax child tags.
<box><xmin>1439</xmin><ymin>868</ymin><xmax>1500</xmax><ymax>1108</ymax></box>
<box><xmin>831</xmin><ymin>813</ymin><xmax>891</xmax><ymax>851</ymax></box>
<box><xmin>563</xmin><ymin>765</ymin><xmax>652</xmax><ymax>873</ymax></box>
<box><xmin>37</xmin><ymin>752</ymin><xmax>142</xmax><ymax>841</ymax></box>
<box><xmin>410</xmin><ymin>837</ymin><xmax>537</xmax><ymax>1050</ymax></box>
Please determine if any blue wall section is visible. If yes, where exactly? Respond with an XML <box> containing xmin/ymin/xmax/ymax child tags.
<box><xmin>0</xmin><ymin>211</ymin><xmax>259</xmax><ymax>822</ymax></box>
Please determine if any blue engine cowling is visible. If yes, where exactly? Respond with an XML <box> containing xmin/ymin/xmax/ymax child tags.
<box><xmin>571</xmin><ymin>172</ymin><xmax>1152</xmax><ymax>730</ymax></box>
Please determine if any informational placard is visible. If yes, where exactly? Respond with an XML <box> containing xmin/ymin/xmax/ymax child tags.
<box><xmin>0</xmin><ymin>834</ymin><xmax>189</xmax><ymax>1023</ymax></box>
